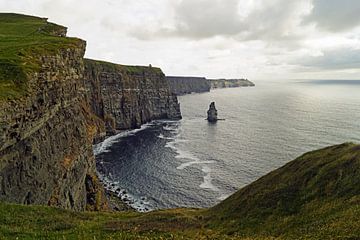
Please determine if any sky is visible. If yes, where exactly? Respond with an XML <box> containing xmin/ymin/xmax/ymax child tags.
<box><xmin>2</xmin><ymin>0</ymin><xmax>360</xmax><ymax>80</ymax></box>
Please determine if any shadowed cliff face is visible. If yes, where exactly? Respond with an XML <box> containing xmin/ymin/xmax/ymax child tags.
<box><xmin>0</xmin><ymin>14</ymin><xmax>107</xmax><ymax>211</ymax></box>
<box><xmin>84</xmin><ymin>59</ymin><xmax>182</xmax><ymax>139</ymax></box>
<box><xmin>166</xmin><ymin>76</ymin><xmax>211</xmax><ymax>95</ymax></box>
<box><xmin>0</xmin><ymin>14</ymin><xmax>183</xmax><ymax>211</ymax></box>
<box><xmin>0</xmin><ymin>42</ymin><xmax>107</xmax><ymax>210</ymax></box>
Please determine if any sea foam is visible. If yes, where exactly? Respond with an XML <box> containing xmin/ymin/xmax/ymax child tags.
<box><xmin>93</xmin><ymin>123</ymin><xmax>151</xmax><ymax>156</ymax></box>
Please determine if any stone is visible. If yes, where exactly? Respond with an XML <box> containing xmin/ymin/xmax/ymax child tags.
<box><xmin>207</xmin><ymin>102</ymin><xmax>218</xmax><ymax>122</ymax></box>
<box><xmin>84</xmin><ymin>59</ymin><xmax>182</xmax><ymax>141</ymax></box>
<box><xmin>0</xmin><ymin>16</ymin><xmax>183</xmax><ymax>212</ymax></box>
<box><xmin>166</xmin><ymin>76</ymin><xmax>211</xmax><ymax>95</ymax></box>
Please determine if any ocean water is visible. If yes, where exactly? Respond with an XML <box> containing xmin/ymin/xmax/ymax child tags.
<box><xmin>94</xmin><ymin>80</ymin><xmax>360</xmax><ymax>212</ymax></box>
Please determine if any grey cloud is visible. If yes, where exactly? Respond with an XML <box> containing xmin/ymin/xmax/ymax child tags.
<box><xmin>132</xmin><ymin>0</ymin><xmax>308</xmax><ymax>45</ymax></box>
<box><xmin>294</xmin><ymin>48</ymin><xmax>360</xmax><ymax>70</ymax></box>
<box><xmin>305</xmin><ymin>0</ymin><xmax>360</xmax><ymax>32</ymax></box>
<box><xmin>171</xmin><ymin>0</ymin><xmax>243</xmax><ymax>38</ymax></box>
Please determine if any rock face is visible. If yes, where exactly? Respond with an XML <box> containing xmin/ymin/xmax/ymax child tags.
<box><xmin>166</xmin><ymin>76</ymin><xmax>211</xmax><ymax>95</ymax></box>
<box><xmin>84</xmin><ymin>59</ymin><xmax>182</xmax><ymax>139</ymax></box>
<box><xmin>166</xmin><ymin>76</ymin><xmax>254</xmax><ymax>95</ymax></box>
<box><xmin>209</xmin><ymin>79</ymin><xmax>255</xmax><ymax>89</ymax></box>
<box><xmin>0</xmin><ymin>39</ymin><xmax>107</xmax><ymax>211</ymax></box>
<box><xmin>207</xmin><ymin>102</ymin><xmax>218</xmax><ymax>122</ymax></box>
<box><xmin>0</xmin><ymin>13</ymin><xmax>182</xmax><ymax>211</ymax></box>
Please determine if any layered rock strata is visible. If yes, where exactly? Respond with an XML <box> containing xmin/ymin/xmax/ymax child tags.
<box><xmin>166</xmin><ymin>76</ymin><xmax>254</xmax><ymax>95</ymax></box>
<box><xmin>0</xmin><ymin>37</ymin><xmax>107</xmax><ymax>211</ymax></box>
<box><xmin>0</xmin><ymin>14</ymin><xmax>182</xmax><ymax>211</ymax></box>
<box><xmin>166</xmin><ymin>76</ymin><xmax>211</xmax><ymax>95</ymax></box>
<box><xmin>84</xmin><ymin>59</ymin><xmax>182</xmax><ymax>140</ymax></box>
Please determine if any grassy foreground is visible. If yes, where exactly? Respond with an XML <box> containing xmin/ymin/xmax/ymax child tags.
<box><xmin>0</xmin><ymin>143</ymin><xmax>359</xmax><ymax>239</ymax></box>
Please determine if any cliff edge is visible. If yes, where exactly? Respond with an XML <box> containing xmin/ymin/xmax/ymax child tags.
<box><xmin>0</xmin><ymin>13</ymin><xmax>108</xmax><ymax>210</ymax></box>
<box><xmin>84</xmin><ymin>59</ymin><xmax>181</xmax><ymax>140</ymax></box>
<box><xmin>166</xmin><ymin>76</ymin><xmax>211</xmax><ymax>95</ymax></box>
<box><xmin>0</xmin><ymin>13</ymin><xmax>182</xmax><ymax>211</ymax></box>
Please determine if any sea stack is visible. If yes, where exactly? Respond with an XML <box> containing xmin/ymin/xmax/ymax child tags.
<box><xmin>207</xmin><ymin>102</ymin><xmax>218</xmax><ymax>122</ymax></box>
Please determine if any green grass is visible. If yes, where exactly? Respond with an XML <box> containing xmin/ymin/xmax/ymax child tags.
<box><xmin>0</xmin><ymin>143</ymin><xmax>359</xmax><ymax>239</ymax></box>
<box><xmin>206</xmin><ymin>142</ymin><xmax>360</xmax><ymax>239</ymax></box>
<box><xmin>84</xmin><ymin>58</ymin><xmax>163</xmax><ymax>75</ymax></box>
<box><xmin>0</xmin><ymin>13</ymin><xmax>83</xmax><ymax>100</ymax></box>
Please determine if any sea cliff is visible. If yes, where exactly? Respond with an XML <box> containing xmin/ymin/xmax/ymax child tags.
<box><xmin>166</xmin><ymin>76</ymin><xmax>254</xmax><ymax>95</ymax></box>
<box><xmin>84</xmin><ymin>60</ymin><xmax>181</xmax><ymax>141</ymax></box>
<box><xmin>166</xmin><ymin>76</ymin><xmax>210</xmax><ymax>95</ymax></box>
<box><xmin>209</xmin><ymin>78</ymin><xmax>255</xmax><ymax>88</ymax></box>
<box><xmin>0</xmin><ymin>13</ymin><xmax>181</xmax><ymax>210</ymax></box>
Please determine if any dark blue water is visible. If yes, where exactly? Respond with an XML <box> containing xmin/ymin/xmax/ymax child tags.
<box><xmin>94</xmin><ymin>80</ymin><xmax>360</xmax><ymax>211</ymax></box>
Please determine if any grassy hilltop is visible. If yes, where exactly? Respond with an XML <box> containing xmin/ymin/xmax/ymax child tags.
<box><xmin>0</xmin><ymin>13</ymin><xmax>81</xmax><ymax>100</ymax></box>
<box><xmin>0</xmin><ymin>143</ymin><xmax>359</xmax><ymax>239</ymax></box>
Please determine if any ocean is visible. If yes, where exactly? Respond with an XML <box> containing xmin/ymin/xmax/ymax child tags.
<box><xmin>94</xmin><ymin>80</ymin><xmax>360</xmax><ymax>212</ymax></box>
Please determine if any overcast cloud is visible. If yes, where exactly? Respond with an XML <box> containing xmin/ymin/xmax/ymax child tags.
<box><xmin>1</xmin><ymin>0</ymin><xmax>360</xmax><ymax>80</ymax></box>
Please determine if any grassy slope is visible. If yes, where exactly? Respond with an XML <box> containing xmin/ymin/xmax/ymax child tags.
<box><xmin>0</xmin><ymin>13</ymin><xmax>82</xmax><ymax>100</ymax></box>
<box><xmin>207</xmin><ymin>142</ymin><xmax>360</xmax><ymax>239</ymax></box>
<box><xmin>0</xmin><ymin>143</ymin><xmax>359</xmax><ymax>239</ymax></box>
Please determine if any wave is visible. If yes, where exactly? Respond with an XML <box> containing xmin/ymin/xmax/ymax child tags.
<box><xmin>158</xmin><ymin>133</ymin><xmax>175</xmax><ymax>140</ymax></box>
<box><xmin>177</xmin><ymin>160</ymin><xmax>215</xmax><ymax>170</ymax></box>
<box><xmin>199</xmin><ymin>166</ymin><xmax>220</xmax><ymax>192</ymax></box>
<box><xmin>218</xmin><ymin>193</ymin><xmax>231</xmax><ymax>201</ymax></box>
<box><xmin>98</xmin><ymin>173</ymin><xmax>154</xmax><ymax>212</ymax></box>
<box><xmin>93</xmin><ymin>123</ymin><xmax>152</xmax><ymax>156</ymax></box>
<box><xmin>162</xmin><ymin>123</ymin><xmax>180</xmax><ymax>134</ymax></box>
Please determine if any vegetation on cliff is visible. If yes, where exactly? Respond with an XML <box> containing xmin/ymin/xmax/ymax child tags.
<box><xmin>85</xmin><ymin>58</ymin><xmax>163</xmax><ymax>75</ymax></box>
<box><xmin>0</xmin><ymin>13</ymin><xmax>82</xmax><ymax>100</ymax></box>
<box><xmin>0</xmin><ymin>143</ymin><xmax>359</xmax><ymax>239</ymax></box>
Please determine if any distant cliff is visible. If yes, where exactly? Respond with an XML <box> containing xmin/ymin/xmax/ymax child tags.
<box><xmin>209</xmin><ymin>78</ymin><xmax>255</xmax><ymax>88</ymax></box>
<box><xmin>84</xmin><ymin>59</ymin><xmax>181</xmax><ymax>140</ymax></box>
<box><xmin>166</xmin><ymin>76</ymin><xmax>211</xmax><ymax>95</ymax></box>
<box><xmin>166</xmin><ymin>76</ymin><xmax>254</xmax><ymax>95</ymax></box>
<box><xmin>0</xmin><ymin>13</ymin><xmax>181</xmax><ymax>210</ymax></box>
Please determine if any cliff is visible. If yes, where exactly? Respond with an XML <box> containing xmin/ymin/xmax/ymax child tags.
<box><xmin>166</xmin><ymin>76</ymin><xmax>211</xmax><ymax>95</ymax></box>
<box><xmin>84</xmin><ymin>59</ymin><xmax>181</xmax><ymax>139</ymax></box>
<box><xmin>166</xmin><ymin>76</ymin><xmax>255</xmax><ymax>95</ymax></box>
<box><xmin>0</xmin><ymin>13</ymin><xmax>182</xmax><ymax>210</ymax></box>
<box><xmin>209</xmin><ymin>78</ymin><xmax>255</xmax><ymax>88</ymax></box>
<box><xmin>0</xmin><ymin>14</ymin><xmax>105</xmax><ymax>211</ymax></box>
<box><xmin>0</xmin><ymin>143</ymin><xmax>359</xmax><ymax>239</ymax></box>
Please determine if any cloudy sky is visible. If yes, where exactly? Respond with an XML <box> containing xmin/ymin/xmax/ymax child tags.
<box><xmin>2</xmin><ymin>0</ymin><xmax>360</xmax><ymax>80</ymax></box>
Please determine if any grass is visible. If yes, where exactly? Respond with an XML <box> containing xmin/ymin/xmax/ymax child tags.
<box><xmin>0</xmin><ymin>13</ymin><xmax>83</xmax><ymax>100</ymax></box>
<box><xmin>206</xmin><ymin>142</ymin><xmax>360</xmax><ymax>239</ymax></box>
<box><xmin>84</xmin><ymin>58</ymin><xmax>163</xmax><ymax>75</ymax></box>
<box><xmin>0</xmin><ymin>143</ymin><xmax>359</xmax><ymax>239</ymax></box>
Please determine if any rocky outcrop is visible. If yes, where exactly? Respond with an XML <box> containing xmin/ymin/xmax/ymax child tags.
<box><xmin>209</xmin><ymin>79</ymin><xmax>255</xmax><ymax>89</ymax></box>
<box><xmin>0</xmin><ymin>16</ymin><xmax>107</xmax><ymax>211</ymax></box>
<box><xmin>166</xmin><ymin>76</ymin><xmax>211</xmax><ymax>95</ymax></box>
<box><xmin>84</xmin><ymin>59</ymin><xmax>182</xmax><ymax>140</ymax></box>
<box><xmin>0</xmin><ymin>14</ymin><xmax>107</xmax><ymax>210</ymax></box>
<box><xmin>207</xmin><ymin>102</ymin><xmax>218</xmax><ymax>122</ymax></box>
